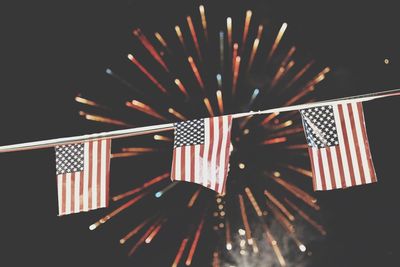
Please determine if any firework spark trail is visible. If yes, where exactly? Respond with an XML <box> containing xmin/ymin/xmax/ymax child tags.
<box><xmin>283</xmin><ymin>164</ymin><xmax>313</xmax><ymax>178</ymax></box>
<box><xmin>225</xmin><ymin>219</ymin><xmax>232</xmax><ymax>250</ymax></box>
<box><xmin>262</xmin><ymin>223</ymin><xmax>287</xmax><ymax>267</ymax></box>
<box><xmin>175</xmin><ymin>25</ymin><xmax>187</xmax><ymax>52</ymax></box>
<box><xmin>153</xmin><ymin>134</ymin><xmax>173</xmax><ymax>142</ymax></box>
<box><xmin>219</xmin><ymin>31</ymin><xmax>224</xmax><ymax>70</ymax></box>
<box><xmin>133</xmin><ymin>28</ymin><xmax>169</xmax><ymax>72</ymax></box>
<box><xmin>264</xmin><ymin>190</ymin><xmax>295</xmax><ymax>221</ymax></box>
<box><xmin>121</xmin><ymin>147</ymin><xmax>158</xmax><ymax>153</ymax></box>
<box><xmin>238</xmin><ymin>194</ymin><xmax>259</xmax><ymax>253</ymax></box>
<box><xmin>232</xmin><ymin>43</ymin><xmax>239</xmax><ymax>71</ymax></box>
<box><xmin>266</xmin><ymin>201</ymin><xmax>295</xmax><ymax>234</ymax></box>
<box><xmin>127</xmin><ymin>54</ymin><xmax>168</xmax><ymax>93</ymax></box>
<box><xmin>241</xmin><ymin>10</ymin><xmax>252</xmax><ymax>53</ymax></box>
<box><xmin>155</xmin><ymin>182</ymin><xmax>178</xmax><ymax>198</ymax></box>
<box><xmin>120</xmin><ymin>217</ymin><xmax>154</xmax><ymax>244</ymax></box>
<box><xmin>262</xmin><ymin>137</ymin><xmax>287</xmax><ymax>145</ymax></box>
<box><xmin>128</xmin><ymin>218</ymin><xmax>163</xmax><ymax>256</ymax></box>
<box><xmin>112</xmin><ymin>172</ymin><xmax>170</xmax><ymax>202</ymax></box>
<box><xmin>216</xmin><ymin>90</ymin><xmax>224</xmax><ymax>115</ymax></box>
<box><xmin>203</xmin><ymin>97</ymin><xmax>215</xmax><ymax>117</ymax></box>
<box><xmin>226</xmin><ymin>17</ymin><xmax>232</xmax><ymax>52</ymax></box>
<box><xmin>185</xmin><ymin>214</ymin><xmax>206</xmax><ymax>265</ymax></box>
<box><xmin>283</xmin><ymin>60</ymin><xmax>315</xmax><ymax>91</ymax></box>
<box><xmin>284</xmin><ymin>198</ymin><xmax>327</xmax><ymax>235</ymax></box>
<box><xmin>247</xmin><ymin>38</ymin><xmax>260</xmax><ymax>72</ymax></box>
<box><xmin>212</xmin><ymin>250</ymin><xmax>220</xmax><ymax>267</ymax></box>
<box><xmin>267</xmin><ymin>22</ymin><xmax>288</xmax><ymax>62</ymax></box>
<box><xmin>186</xmin><ymin>16</ymin><xmax>202</xmax><ymax>61</ymax></box>
<box><xmin>75</xmin><ymin>96</ymin><xmax>110</xmax><ymax>110</ymax></box>
<box><xmin>260</xmin><ymin>112</ymin><xmax>280</xmax><ymax>126</ymax></box>
<box><xmin>187</xmin><ymin>188</ymin><xmax>202</xmax><ymax>208</ymax></box>
<box><xmin>284</xmin><ymin>144</ymin><xmax>309</xmax><ymax>150</ymax></box>
<box><xmin>172</xmin><ymin>238</ymin><xmax>190</xmax><ymax>267</ymax></box>
<box><xmin>168</xmin><ymin>107</ymin><xmax>188</xmax><ymax>120</ymax></box>
<box><xmin>111</xmin><ymin>152</ymin><xmax>148</xmax><ymax>158</ymax></box>
<box><xmin>199</xmin><ymin>5</ymin><xmax>208</xmax><ymax>41</ymax></box>
<box><xmin>145</xmin><ymin>218</ymin><xmax>168</xmax><ymax>244</ymax></box>
<box><xmin>188</xmin><ymin>56</ymin><xmax>205</xmax><ymax>90</ymax></box>
<box><xmin>89</xmin><ymin>191</ymin><xmax>150</xmax><ymax>230</ymax></box>
<box><xmin>232</xmin><ymin>56</ymin><xmax>241</xmax><ymax>96</ymax></box>
<box><xmin>78</xmin><ymin>111</ymin><xmax>134</xmax><ymax>127</ymax></box>
<box><xmin>126</xmin><ymin>100</ymin><xmax>167</xmax><ymax>121</ymax></box>
<box><xmin>155</xmin><ymin>32</ymin><xmax>171</xmax><ymax>54</ymax></box>
<box><xmin>174</xmin><ymin>79</ymin><xmax>189</xmax><ymax>97</ymax></box>
<box><xmin>271</xmin><ymin>60</ymin><xmax>296</xmax><ymax>88</ymax></box>
<box><xmin>244</xmin><ymin>187</ymin><xmax>263</xmax><ymax>217</ymax></box>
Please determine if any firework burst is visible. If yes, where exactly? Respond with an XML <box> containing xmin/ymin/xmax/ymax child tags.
<box><xmin>76</xmin><ymin>3</ymin><xmax>329</xmax><ymax>266</ymax></box>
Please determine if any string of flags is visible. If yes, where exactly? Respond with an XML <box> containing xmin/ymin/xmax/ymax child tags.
<box><xmin>0</xmin><ymin>89</ymin><xmax>399</xmax><ymax>215</ymax></box>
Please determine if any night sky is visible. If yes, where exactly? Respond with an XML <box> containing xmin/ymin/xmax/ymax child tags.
<box><xmin>1</xmin><ymin>1</ymin><xmax>399</xmax><ymax>266</ymax></box>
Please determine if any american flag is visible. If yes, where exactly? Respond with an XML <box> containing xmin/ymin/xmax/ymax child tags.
<box><xmin>55</xmin><ymin>139</ymin><xmax>111</xmax><ymax>215</ymax></box>
<box><xmin>171</xmin><ymin>116</ymin><xmax>233</xmax><ymax>194</ymax></box>
<box><xmin>300</xmin><ymin>102</ymin><xmax>377</xmax><ymax>191</ymax></box>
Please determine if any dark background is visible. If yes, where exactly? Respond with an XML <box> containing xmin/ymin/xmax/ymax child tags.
<box><xmin>1</xmin><ymin>0</ymin><xmax>399</xmax><ymax>266</ymax></box>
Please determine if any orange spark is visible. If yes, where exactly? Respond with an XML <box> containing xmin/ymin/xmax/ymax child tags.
<box><xmin>284</xmin><ymin>144</ymin><xmax>309</xmax><ymax>150</ymax></box>
<box><xmin>155</xmin><ymin>32</ymin><xmax>169</xmax><ymax>50</ymax></box>
<box><xmin>120</xmin><ymin>217</ymin><xmax>153</xmax><ymax>244</ymax></box>
<box><xmin>79</xmin><ymin>111</ymin><xmax>133</xmax><ymax>127</ymax></box>
<box><xmin>284</xmin><ymin>60</ymin><xmax>315</xmax><ymax>90</ymax></box>
<box><xmin>172</xmin><ymin>238</ymin><xmax>189</xmax><ymax>267</ymax></box>
<box><xmin>199</xmin><ymin>5</ymin><xmax>208</xmax><ymax>41</ymax></box>
<box><xmin>75</xmin><ymin>96</ymin><xmax>107</xmax><ymax>109</ymax></box>
<box><xmin>283</xmin><ymin>164</ymin><xmax>313</xmax><ymax>178</ymax></box>
<box><xmin>126</xmin><ymin>100</ymin><xmax>167</xmax><ymax>121</ymax></box>
<box><xmin>247</xmin><ymin>38</ymin><xmax>260</xmax><ymax>71</ymax></box>
<box><xmin>262</xmin><ymin>137</ymin><xmax>287</xmax><ymax>145</ymax></box>
<box><xmin>188</xmin><ymin>56</ymin><xmax>205</xmax><ymax>90</ymax></box>
<box><xmin>256</xmin><ymin>24</ymin><xmax>264</xmax><ymax>40</ymax></box>
<box><xmin>226</xmin><ymin>17</ymin><xmax>232</xmax><ymax>50</ymax></box>
<box><xmin>187</xmin><ymin>16</ymin><xmax>202</xmax><ymax>61</ymax></box>
<box><xmin>239</xmin><ymin>194</ymin><xmax>253</xmax><ymax>244</ymax></box>
<box><xmin>145</xmin><ymin>219</ymin><xmax>167</xmax><ymax>244</ymax></box>
<box><xmin>261</xmin><ymin>112</ymin><xmax>280</xmax><ymax>126</ymax></box>
<box><xmin>187</xmin><ymin>188</ymin><xmax>202</xmax><ymax>208</ymax></box>
<box><xmin>112</xmin><ymin>172</ymin><xmax>170</xmax><ymax>202</ymax></box>
<box><xmin>111</xmin><ymin>152</ymin><xmax>142</xmax><ymax>158</ymax></box>
<box><xmin>267</xmin><ymin>22</ymin><xmax>288</xmax><ymax>62</ymax></box>
<box><xmin>203</xmin><ymin>98</ymin><xmax>215</xmax><ymax>117</ymax></box>
<box><xmin>232</xmin><ymin>56</ymin><xmax>241</xmax><ymax>96</ymax></box>
<box><xmin>185</xmin><ymin>216</ymin><xmax>205</xmax><ymax>265</ymax></box>
<box><xmin>133</xmin><ymin>28</ymin><xmax>169</xmax><ymax>72</ymax></box>
<box><xmin>127</xmin><ymin>54</ymin><xmax>168</xmax><ymax>93</ymax></box>
<box><xmin>153</xmin><ymin>135</ymin><xmax>173</xmax><ymax>142</ymax></box>
<box><xmin>232</xmin><ymin>43</ymin><xmax>239</xmax><ymax>71</ymax></box>
<box><xmin>262</xmin><ymin>224</ymin><xmax>287</xmax><ymax>267</ymax></box>
<box><xmin>174</xmin><ymin>79</ymin><xmax>189</xmax><ymax>97</ymax></box>
<box><xmin>128</xmin><ymin>219</ymin><xmax>161</xmax><ymax>256</ymax></box>
<box><xmin>244</xmin><ymin>187</ymin><xmax>263</xmax><ymax>217</ymax></box>
<box><xmin>89</xmin><ymin>191</ymin><xmax>149</xmax><ymax>230</ymax></box>
<box><xmin>285</xmin><ymin>198</ymin><xmax>326</xmax><ymax>235</ymax></box>
<box><xmin>212</xmin><ymin>251</ymin><xmax>220</xmax><ymax>267</ymax></box>
<box><xmin>264</xmin><ymin>190</ymin><xmax>295</xmax><ymax>221</ymax></box>
<box><xmin>241</xmin><ymin>10</ymin><xmax>252</xmax><ymax>51</ymax></box>
<box><xmin>121</xmin><ymin>147</ymin><xmax>158</xmax><ymax>153</ymax></box>
<box><xmin>175</xmin><ymin>25</ymin><xmax>187</xmax><ymax>51</ymax></box>
<box><xmin>225</xmin><ymin>219</ymin><xmax>232</xmax><ymax>250</ymax></box>
<box><xmin>216</xmin><ymin>90</ymin><xmax>224</xmax><ymax>115</ymax></box>
<box><xmin>168</xmin><ymin>108</ymin><xmax>187</xmax><ymax>120</ymax></box>
<box><xmin>266</xmin><ymin>201</ymin><xmax>295</xmax><ymax>234</ymax></box>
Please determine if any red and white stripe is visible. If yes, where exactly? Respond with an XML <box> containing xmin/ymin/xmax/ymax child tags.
<box><xmin>171</xmin><ymin>116</ymin><xmax>233</xmax><ymax>194</ymax></box>
<box><xmin>309</xmin><ymin>102</ymin><xmax>377</xmax><ymax>191</ymax></box>
<box><xmin>57</xmin><ymin>139</ymin><xmax>111</xmax><ymax>215</ymax></box>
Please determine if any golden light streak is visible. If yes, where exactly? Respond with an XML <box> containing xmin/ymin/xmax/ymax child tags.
<box><xmin>281</xmin><ymin>46</ymin><xmax>296</xmax><ymax>67</ymax></box>
<box><xmin>261</xmin><ymin>112</ymin><xmax>280</xmax><ymax>126</ymax></box>
<box><xmin>262</xmin><ymin>137</ymin><xmax>287</xmax><ymax>145</ymax></box>
<box><xmin>232</xmin><ymin>56</ymin><xmax>241</xmax><ymax>96</ymax></box>
<box><xmin>283</xmin><ymin>164</ymin><xmax>313</xmax><ymax>178</ymax></box>
<box><xmin>269</xmin><ymin>173</ymin><xmax>320</xmax><ymax>210</ymax></box>
<box><xmin>284</xmin><ymin>85</ymin><xmax>314</xmax><ymax>106</ymax></box>
<box><xmin>232</xmin><ymin>43</ymin><xmax>239</xmax><ymax>71</ymax></box>
<box><xmin>111</xmin><ymin>152</ymin><xmax>142</xmax><ymax>158</ymax></box>
<box><xmin>238</xmin><ymin>194</ymin><xmax>255</xmax><ymax>246</ymax></box>
<box><xmin>212</xmin><ymin>251</ymin><xmax>220</xmax><ymax>267</ymax></box>
<box><xmin>271</xmin><ymin>60</ymin><xmax>295</xmax><ymax>88</ymax></box>
<box><xmin>175</xmin><ymin>25</ymin><xmax>187</xmax><ymax>51</ymax></box>
<box><xmin>172</xmin><ymin>238</ymin><xmax>189</xmax><ymax>267</ymax></box>
<box><xmin>284</xmin><ymin>60</ymin><xmax>315</xmax><ymax>89</ymax></box>
<box><xmin>216</xmin><ymin>90</ymin><xmax>224</xmax><ymax>115</ymax></box>
<box><xmin>225</xmin><ymin>219</ymin><xmax>232</xmax><ymax>250</ymax></box>
<box><xmin>271</xmin><ymin>120</ymin><xmax>293</xmax><ymax>130</ymax></box>
<box><xmin>285</xmin><ymin>198</ymin><xmax>327</xmax><ymax>235</ymax></box>
<box><xmin>247</xmin><ymin>38</ymin><xmax>260</xmax><ymax>71</ymax></box>
<box><xmin>174</xmin><ymin>79</ymin><xmax>189</xmax><ymax>97</ymax></box>
<box><xmin>75</xmin><ymin>96</ymin><xmax>108</xmax><ymax>109</ymax></box>
<box><xmin>188</xmin><ymin>56</ymin><xmax>205</xmax><ymax>90</ymax></box>
<box><xmin>121</xmin><ymin>147</ymin><xmax>158</xmax><ymax>153</ymax></box>
<box><xmin>284</xmin><ymin>144</ymin><xmax>309</xmax><ymax>150</ymax></box>
<box><xmin>262</xmin><ymin>224</ymin><xmax>287</xmax><ymax>267</ymax></box>
<box><xmin>266</xmin><ymin>201</ymin><xmax>295</xmax><ymax>234</ymax></box>
<box><xmin>128</xmin><ymin>219</ymin><xmax>161</xmax><ymax>256</ymax></box>
<box><xmin>187</xmin><ymin>188</ymin><xmax>201</xmax><ymax>208</ymax></box>
<box><xmin>127</xmin><ymin>54</ymin><xmax>168</xmax><ymax>93</ymax></box>
<box><xmin>79</xmin><ymin>111</ymin><xmax>133</xmax><ymax>127</ymax></box>
<box><xmin>155</xmin><ymin>32</ymin><xmax>169</xmax><ymax>50</ymax></box>
<box><xmin>264</xmin><ymin>190</ymin><xmax>295</xmax><ymax>221</ymax></box>
<box><xmin>120</xmin><ymin>217</ymin><xmax>153</xmax><ymax>244</ymax></box>
<box><xmin>267</xmin><ymin>22</ymin><xmax>288</xmax><ymax>62</ymax></box>
<box><xmin>145</xmin><ymin>219</ymin><xmax>167</xmax><ymax>244</ymax></box>
<box><xmin>203</xmin><ymin>98</ymin><xmax>215</xmax><ymax>117</ymax></box>
<box><xmin>199</xmin><ymin>5</ymin><xmax>208</xmax><ymax>41</ymax></box>
<box><xmin>89</xmin><ymin>191</ymin><xmax>149</xmax><ymax>230</ymax></box>
<box><xmin>244</xmin><ymin>187</ymin><xmax>263</xmax><ymax>217</ymax></box>
<box><xmin>168</xmin><ymin>108</ymin><xmax>187</xmax><ymax>120</ymax></box>
<box><xmin>153</xmin><ymin>134</ymin><xmax>172</xmax><ymax>142</ymax></box>
<box><xmin>187</xmin><ymin>16</ymin><xmax>202</xmax><ymax>61</ymax></box>
<box><xmin>133</xmin><ymin>28</ymin><xmax>169</xmax><ymax>72</ymax></box>
<box><xmin>185</xmin><ymin>215</ymin><xmax>205</xmax><ymax>265</ymax></box>
<box><xmin>126</xmin><ymin>100</ymin><xmax>167</xmax><ymax>121</ymax></box>
<box><xmin>256</xmin><ymin>24</ymin><xmax>264</xmax><ymax>40</ymax></box>
<box><xmin>113</xmin><ymin>172</ymin><xmax>170</xmax><ymax>202</ymax></box>
<box><xmin>241</xmin><ymin>10</ymin><xmax>252</xmax><ymax>51</ymax></box>
<box><xmin>226</xmin><ymin>17</ymin><xmax>232</xmax><ymax>50</ymax></box>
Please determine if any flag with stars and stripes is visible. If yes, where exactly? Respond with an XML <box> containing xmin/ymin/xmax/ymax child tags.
<box><xmin>300</xmin><ymin>102</ymin><xmax>377</xmax><ymax>191</ymax></box>
<box><xmin>171</xmin><ymin>116</ymin><xmax>233</xmax><ymax>194</ymax></box>
<box><xmin>55</xmin><ymin>139</ymin><xmax>111</xmax><ymax>215</ymax></box>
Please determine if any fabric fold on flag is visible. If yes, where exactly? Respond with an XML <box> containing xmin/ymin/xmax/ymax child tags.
<box><xmin>171</xmin><ymin>115</ymin><xmax>233</xmax><ymax>194</ymax></box>
<box><xmin>300</xmin><ymin>102</ymin><xmax>377</xmax><ymax>191</ymax></box>
<box><xmin>55</xmin><ymin>139</ymin><xmax>111</xmax><ymax>216</ymax></box>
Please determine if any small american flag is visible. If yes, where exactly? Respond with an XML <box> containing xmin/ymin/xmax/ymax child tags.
<box><xmin>300</xmin><ymin>102</ymin><xmax>377</xmax><ymax>191</ymax></box>
<box><xmin>171</xmin><ymin>116</ymin><xmax>233</xmax><ymax>194</ymax></box>
<box><xmin>55</xmin><ymin>139</ymin><xmax>111</xmax><ymax>215</ymax></box>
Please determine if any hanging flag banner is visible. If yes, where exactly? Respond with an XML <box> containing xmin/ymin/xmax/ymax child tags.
<box><xmin>55</xmin><ymin>139</ymin><xmax>111</xmax><ymax>215</ymax></box>
<box><xmin>300</xmin><ymin>102</ymin><xmax>377</xmax><ymax>191</ymax></box>
<box><xmin>171</xmin><ymin>115</ymin><xmax>233</xmax><ymax>194</ymax></box>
